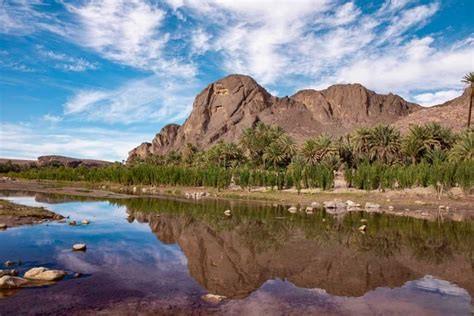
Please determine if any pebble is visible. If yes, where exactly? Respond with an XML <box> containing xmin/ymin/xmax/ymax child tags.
<box><xmin>72</xmin><ymin>243</ymin><xmax>87</xmax><ymax>251</ymax></box>
<box><xmin>358</xmin><ymin>225</ymin><xmax>367</xmax><ymax>232</ymax></box>
<box><xmin>81</xmin><ymin>220</ymin><xmax>90</xmax><ymax>225</ymax></box>
<box><xmin>224</xmin><ymin>210</ymin><xmax>231</xmax><ymax>217</ymax></box>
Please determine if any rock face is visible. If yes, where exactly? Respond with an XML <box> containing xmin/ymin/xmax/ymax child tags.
<box><xmin>128</xmin><ymin>74</ymin><xmax>421</xmax><ymax>162</ymax></box>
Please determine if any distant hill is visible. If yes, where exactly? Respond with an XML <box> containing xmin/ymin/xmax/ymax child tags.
<box><xmin>128</xmin><ymin>74</ymin><xmax>424</xmax><ymax>162</ymax></box>
<box><xmin>394</xmin><ymin>88</ymin><xmax>471</xmax><ymax>133</ymax></box>
<box><xmin>0</xmin><ymin>156</ymin><xmax>113</xmax><ymax>168</ymax></box>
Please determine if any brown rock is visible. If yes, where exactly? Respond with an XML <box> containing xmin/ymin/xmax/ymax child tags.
<box><xmin>128</xmin><ymin>74</ymin><xmax>422</xmax><ymax>160</ymax></box>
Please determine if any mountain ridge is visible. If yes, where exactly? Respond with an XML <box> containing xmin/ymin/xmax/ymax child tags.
<box><xmin>128</xmin><ymin>74</ymin><xmax>466</xmax><ymax>162</ymax></box>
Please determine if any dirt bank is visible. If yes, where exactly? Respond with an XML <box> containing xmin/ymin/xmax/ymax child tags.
<box><xmin>0</xmin><ymin>178</ymin><xmax>473</xmax><ymax>222</ymax></box>
<box><xmin>0</xmin><ymin>198</ymin><xmax>64</xmax><ymax>229</ymax></box>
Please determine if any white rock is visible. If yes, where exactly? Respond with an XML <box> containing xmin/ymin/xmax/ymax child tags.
<box><xmin>388</xmin><ymin>206</ymin><xmax>394</xmax><ymax>211</ymax></box>
<box><xmin>324</xmin><ymin>200</ymin><xmax>346</xmax><ymax>209</ymax></box>
<box><xmin>288</xmin><ymin>206</ymin><xmax>298</xmax><ymax>213</ymax></box>
<box><xmin>24</xmin><ymin>267</ymin><xmax>66</xmax><ymax>281</ymax></box>
<box><xmin>201</xmin><ymin>293</ymin><xmax>227</xmax><ymax>304</ymax></box>
<box><xmin>358</xmin><ymin>224</ymin><xmax>367</xmax><ymax>231</ymax></box>
<box><xmin>0</xmin><ymin>276</ymin><xmax>28</xmax><ymax>289</ymax></box>
<box><xmin>345</xmin><ymin>200</ymin><xmax>360</xmax><ymax>207</ymax></box>
<box><xmin>0</xmin><ymin>223</ymin><xmax>7</xmax><ymax>229</ymax></box>
<box><xmin>224</xmin><ymin>210</ymin><xmax>231</xmax><ymax>216</ymax></box>
<box><xmin>305</xmin><ymin>207</ymin><xmax>314</xmax><ymax>214</ymax></box>
<box><xmin>81</xmin><ymin>220</ymin><xmax>90</xmax><ymax>225</ymax></box>
<box><xmin>72</xmin><ymin>243</ymin><xmax>87</xmax><ymax>251</ymax></box>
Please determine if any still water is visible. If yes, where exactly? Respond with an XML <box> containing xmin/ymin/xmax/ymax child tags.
<box><xmin>0</xmin><ymin>192</ymin><xmax>473</xmax><ymax>315</ymax></box>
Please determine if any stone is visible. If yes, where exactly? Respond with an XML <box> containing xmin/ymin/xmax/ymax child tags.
<box><xmin>0</xmin><ymin>223</ymin><xmax>7</xmax><ymax>230</ymax></box>
<box><xmin>73</xmin><ymin>243</ymin><xmax>87</xmax><ymax>251</ymax></box>
<box><xmin>73</xmin><ymin>272</ymin><xmax>82</xmax><ymax>278</ymax></box>
<box><xmin>323</xmin><ymin>200</ymin><xmax>346</xmax><ymax>209</ymax></box>
<box><xmin>310</xmin><ymin>201</ymin><xmax>321</xmax><ymax>208</ymax></box>
<box><xmin>0</xmin><ymin>269</ymin><xmax>18</xmax><ymax>277</ymax></box>
<box><xmin>24</xmin><ymin>267</ymin><xmax>66</xmax><ymax>281</ymax></box>
<box><xmin>201</xmin><ymin>293</ymin><xmax>227</xmax><ymax>304</ymax></box>
<box><xmin>288</xmin><ymin>206</ymin><xmax>298</xmax><ymax>214</ymax></box>
<box><xmin>0</xmin><ymin>276</ymin><xmax>28</xmax><ymax>289</ymax></box>
<box><xmin>4</xmin><ymin>261</ymin><xmax>15</xmax><ymax>267</ymax></box>
<box><xmin>388</xmin><ymin>206</ymin><xmax>394</xmax><ymax>211</ymax></box>
<box><xmin>360</xmin><ymin>219</ymin><xmax>368</xmax><ymax>223</ymax></box>
<box><xmin>81</xmin><ymin>220</ymin><xmax>90</xmax><ymax>225</ymax></box>
<box><xmin>69</xmin><ymin>220</ymin><xmax>77</xmax><ymax>226</ymax></box>
<box><xmin>365</xmin><ymin>202</ymin><xmax>380</xmax><ymax>210</ymax></box>
<box><xmin>224</xmin><ymin>210</ymin><xmax>232</xmax><ymax>216</ymax></box>
<box><xmin>305</xmin><ymin>207</ymin><xmax>314</xmax><ymax>214</ymax></box>
<box><xmin>358</xmin><ymin>225</ymin><xmax>367</xmax><ymax>232</ymax></box>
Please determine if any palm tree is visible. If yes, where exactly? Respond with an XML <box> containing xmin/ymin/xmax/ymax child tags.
<box><xmin>462</xmin><ymin>72</ymin><xmax>474</xmax><ymax>128</ymax></box>
<box><xmin>301</xmin><ymin>134</ymin><xmax>337</xmax><ymax>165</ymax></box>
<box><xmin>366</xmin><ymin>125</ymin><xmax>401</xmax><ymax>164</ymax></box>
<box><xmin>449</xmin><ymin>130</ymin><xmax>473</xmax><ymax>161</ymax></box>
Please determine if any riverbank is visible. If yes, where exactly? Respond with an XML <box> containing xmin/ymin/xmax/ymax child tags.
<box><xmin>0</xmin><ymin>178</ymin><xmax>473</xmax><ymax>222</ymax></box>
<box><xmin>0</xmin><ymin>198</ymin><xmax>63</xmax><ymax>229</ymax></box>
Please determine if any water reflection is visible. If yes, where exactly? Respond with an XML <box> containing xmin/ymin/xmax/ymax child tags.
<box><xmin>0</xmin><ymin>192</ymin><xmax>472</xmax><ymax>315</ymax></box>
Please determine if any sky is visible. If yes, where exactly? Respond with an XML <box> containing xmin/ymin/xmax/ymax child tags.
<box><xmin>0</xmin><ymin>0</ymin><xmax>473</xmax><ymax>162</ymax></box>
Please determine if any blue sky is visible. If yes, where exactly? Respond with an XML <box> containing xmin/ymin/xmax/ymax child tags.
<box><xmin>0</xmin><ymin>0</ymin><xmax>473</xmax><ymax>161</ymax></box>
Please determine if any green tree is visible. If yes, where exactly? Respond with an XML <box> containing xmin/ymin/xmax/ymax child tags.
<box><xmin>449</xmin><ymin>130</ymin><xmax>474</xmax><ymax>162</ymax></box>
<box><xmin>301</xmin><ymin>134</ymin><xmax>337</xmax><ymax>165</ymax></box>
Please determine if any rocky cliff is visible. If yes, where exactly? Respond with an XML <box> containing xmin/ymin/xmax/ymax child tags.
<box><xmin>128</xmin><ymin>74</ymin><xmax>422</xmax><ymax>161</ymax></box>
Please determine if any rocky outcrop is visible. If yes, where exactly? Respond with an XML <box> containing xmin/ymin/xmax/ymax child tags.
<box><xmin>128</xmin><ymin>74</ymin><xmax>421</xmax><ymax>162</ymax></box>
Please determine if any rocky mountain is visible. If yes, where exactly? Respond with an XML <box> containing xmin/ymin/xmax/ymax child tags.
<box><xmin>128</xmin><ymin>74</ymin><xmax>423</xmax><ymax>161</ymax></box>
<box><xmin>37</xmin><ymin>155</ymin><xmax>112</xmax><ymax>168</ymax></box>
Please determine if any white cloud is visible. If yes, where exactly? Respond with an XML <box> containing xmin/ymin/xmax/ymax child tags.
<box><xmin>39</xmin><ymin>48</ymin><xmax>98</xmax><ymax>72</ymax></box>
<box><xmin>42</xmin><ymin>114</ymin><xmax>63</xmax><ymax>124</ymax></box>
<box><xmin>64</xmin><ymin>75</ymin><xmax>197</xmax><ymax>124</ymax></box>
<box><xmin>64</xmin><ymin>0</ymin><xmax>195</xmax><ymax>76</ymax></box>
<box><xmin>0</xmin><ymin>123</ymin><xmax>151</xmax><ymax>161</ymax></box>
<box><xmin>413</xmin><ymin>89</ymin><xmax>462</xmax><ymax>107</ymax></box>
<box><xmin>315</xmin><ymin>36</ymin><xmax>474</xmax><ymax>97</ymax></box>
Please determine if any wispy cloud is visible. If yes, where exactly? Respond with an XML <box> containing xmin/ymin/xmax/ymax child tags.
<box><xmin>0</xmin><ymin>123</ymin><xmax>151</xmax><ymax>161</ymax></box>
<box><xmin>63</xmin><ymin>75</ymin><xmax>197</xmax><ymax>124</ymax></box>
<box><xmin>38</xmin><ymin>48</ymin><xmax>98</xmax><ymax>72</ymax></box>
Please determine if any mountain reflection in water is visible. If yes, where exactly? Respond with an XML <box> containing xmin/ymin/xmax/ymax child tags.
<box><xmin>0</xmin><ymin>192</ymin><xmax>472</xmax><ymax>315</ymax></box>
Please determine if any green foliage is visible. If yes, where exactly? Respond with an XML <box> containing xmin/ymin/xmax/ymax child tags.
<box><xmin>449</xmin><ymin>130</ymin><xmax>473</xmax><ymax>162</ymax></box>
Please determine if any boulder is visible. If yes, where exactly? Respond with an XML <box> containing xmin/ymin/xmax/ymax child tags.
<box><xmin>0</xmin><ymin>223</ymin><xmax>7</xmax><ymax>230</ymax></box>
<box><xmin>201</xmin><ymin>293</ymin><xmax>227</xmax><ymax>304</ymax></box>
<box><xmin>81</xmin><ymin>219</ymin><xmax>90</xmax><ymax>225</ymax></box>
<box><xmin>73</xmin><ymin>243</ymin><xmax>87</xmax><ymax>251</ymax></box>
<box><xmin>24</xmin><ymin>267</ymin><xmax>66</xmax><ymax>281</ymax></box>
<box><xmin>0</xmin><ymin>276</ymin><xmax>28</xmax><ymax>289</ymax></box>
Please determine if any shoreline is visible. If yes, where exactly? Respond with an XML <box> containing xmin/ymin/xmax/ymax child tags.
<box><xmin>1</xmin><ymin>178</ymin><xmax>473</xmax><ymax>222</ymax></box>
<box><xmin>0</xmin><ymin>198</ymin><xmax>63</xmax><ymax>229</ymax></box>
